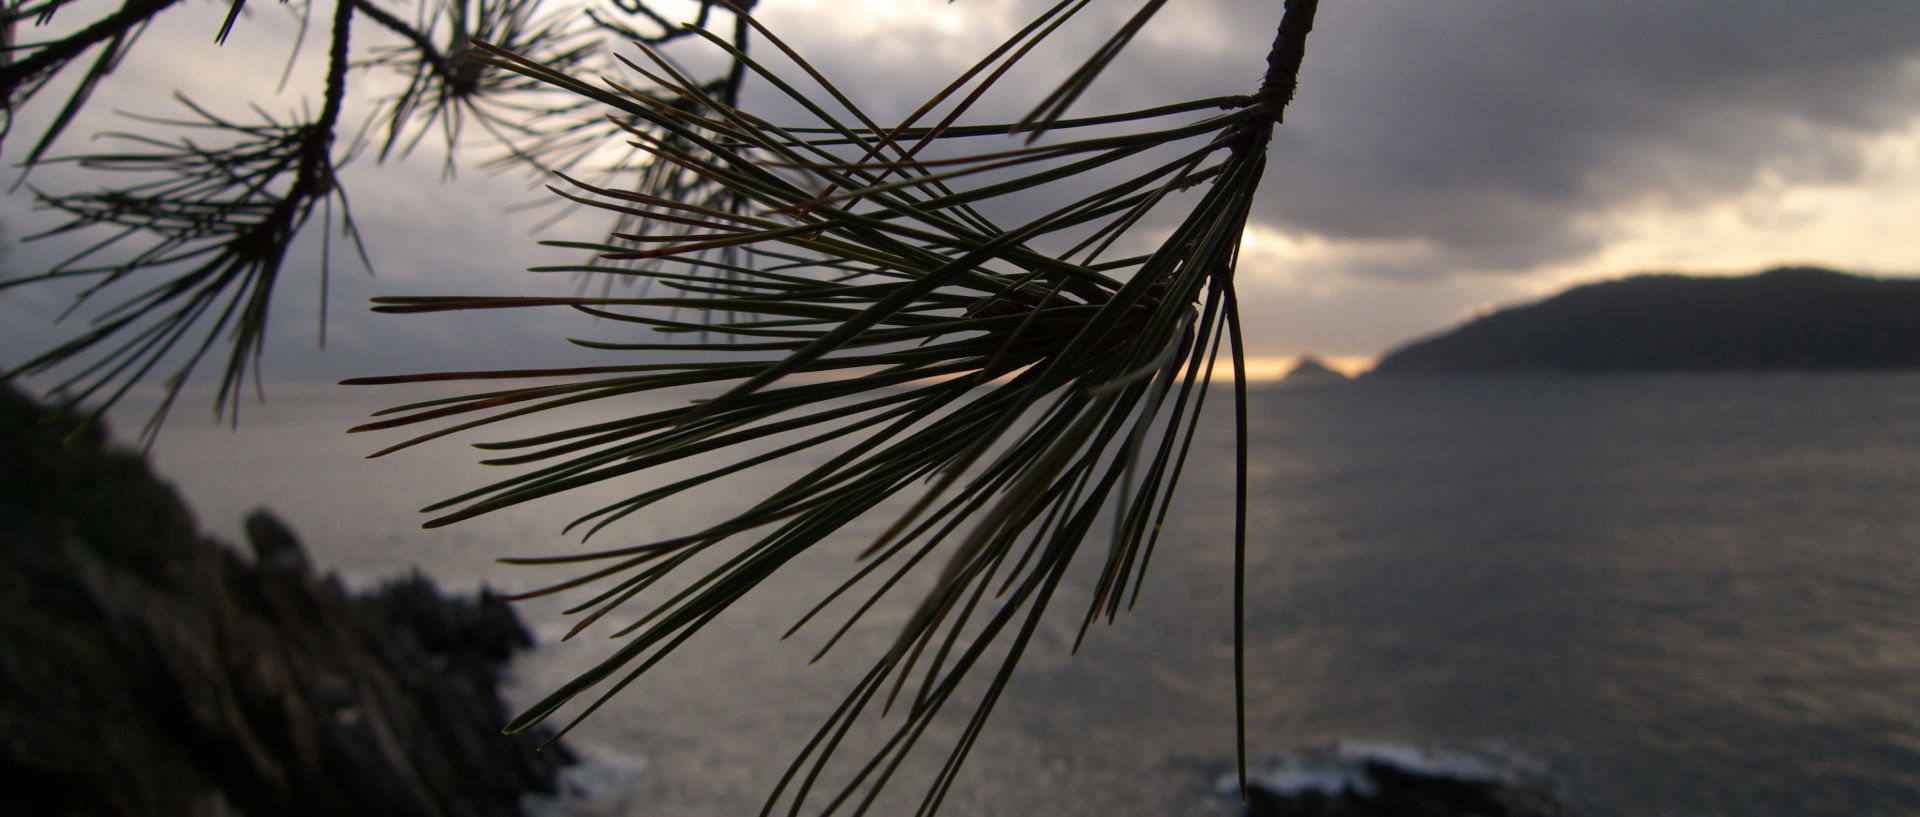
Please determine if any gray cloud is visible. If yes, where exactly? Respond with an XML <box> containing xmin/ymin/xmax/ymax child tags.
<box><xmin>765</xmin><ymin>0</ymin><xmax>1920</xmax><ymax>286</ymax></box>
<box><xmin>1221</xmin><ymin>0</ymin><xmax>1920</xmax><ymax>278</ymax></box>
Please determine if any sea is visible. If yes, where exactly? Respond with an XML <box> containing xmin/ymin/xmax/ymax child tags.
<box><xmin>121</xmin><ymin>373</ymin><xmax>1920</xmax><ymax>817</ymax></box>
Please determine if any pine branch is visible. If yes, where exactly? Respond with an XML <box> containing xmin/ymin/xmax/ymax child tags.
<box><xmin>348</xmin><ymin>3</ymin><xmax>1324</xmax><ymax>814</ymax></box>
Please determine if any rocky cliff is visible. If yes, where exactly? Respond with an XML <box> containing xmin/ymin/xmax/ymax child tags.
<box><xmin>0</xmin><ymin>386</ymin><xmax>571</xmax><ymax>817</ymax></box>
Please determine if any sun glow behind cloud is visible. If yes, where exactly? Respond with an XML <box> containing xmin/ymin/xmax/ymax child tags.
<box><xmin>1524</xmin><ymin>122</ymin><xmax>1920</xmax><ymax>295</ymax></box>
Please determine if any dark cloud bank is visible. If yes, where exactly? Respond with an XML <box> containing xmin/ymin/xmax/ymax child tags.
<box><xmin>1117</xmin><ymin>0</ymin><xmax>1920</xmax><ymax>280</ymax></box>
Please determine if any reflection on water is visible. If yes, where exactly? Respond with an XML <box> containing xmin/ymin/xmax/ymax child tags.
<box><xmin>134</xmin><ymin>374</ymin><xmax>1920</xmax><ymax>817</ymax></box>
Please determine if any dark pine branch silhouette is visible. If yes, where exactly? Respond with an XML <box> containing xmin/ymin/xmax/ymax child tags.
<box><xmin>5</xmin><ymin>1</ymin><xmax>1324</xmax><ymax>813</ymax></box>
<box><xmin>6</xmin><ymin>0</ymin><xmax>361</xmax><ymax>437</ymax></box>
<box><xmin>1</xmin><ymin>0</ymin><xmax>753</xmax><ymax>436</ymax></box>
<box><xmin>344</xmin><ymin>2</ymin><xmax>1321</xmax><ymax>813</ymax></box>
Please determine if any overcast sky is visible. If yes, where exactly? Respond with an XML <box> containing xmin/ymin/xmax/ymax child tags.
<box><xmin>5</xmin><ymin>0</ymin><xmax>1920</xmax><ymax>389</ymax></box>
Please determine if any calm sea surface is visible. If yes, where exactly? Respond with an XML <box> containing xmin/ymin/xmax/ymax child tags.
<box><xmin>128</xmin><ymin>374</ymin><xmax>1920</xmax><ymax>817</ymax></box>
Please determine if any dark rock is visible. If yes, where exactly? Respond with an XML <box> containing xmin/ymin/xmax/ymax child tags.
<box><xmin>368</xmin><ymin>573</ymin><xmax>532</xmax><ymax>665</ymax></box>
<box><xmin>0</xmin><ymin>386</ymin><xmax>571</xmax><ymax>817</ymax></box>
<box><xmin>245</xmin><ymin>509</ymin><xmax>312</xmax><ymax>577</ymax></box>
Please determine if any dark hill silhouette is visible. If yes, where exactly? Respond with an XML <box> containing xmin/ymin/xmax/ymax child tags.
<box><xmin>1370</xmin><ymin>267</ymin><xmax>1920</xmax><ymax>374</ymax></box>
<box><xmin>1280</xmin><ymin>354</ymin><xmax>1351</xmax><ymax>384</ymax></box>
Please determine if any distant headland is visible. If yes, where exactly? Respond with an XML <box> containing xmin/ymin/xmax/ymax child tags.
<box><xmin>1279</xmin><ymin>354</ymin><xmax>1353</xmax><ymax>384</ymax></box>
<box><xmin>1369</xmin><ymin>266</ymin><xmax>1920</xmax><ymax>374</ymax></box>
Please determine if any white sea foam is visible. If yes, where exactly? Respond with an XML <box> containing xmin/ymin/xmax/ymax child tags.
<box><xmin>526</xmin><ymin>743</ymin><xmax>649</xmax><ymax>815</ymax></box>
<box><xmin>1334</xmin><ymin>740</ymin><xmax>1511</xmax><ymax>784</ymax></box>
<box><xmin>1217</xmin><ymin>753</ymin><xmax>1365</xmax><ymax>799</ymax></box>
<box><xmin>1219</xmin><ymin>740</ymin><xmax>1524</xmax><ymax>802</ymax></box>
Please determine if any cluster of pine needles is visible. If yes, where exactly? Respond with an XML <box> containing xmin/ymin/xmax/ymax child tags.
<box><xmin>345</xmin><ymin>1</ymin><xmax>1317</xmax><ymax>814</ymax></box>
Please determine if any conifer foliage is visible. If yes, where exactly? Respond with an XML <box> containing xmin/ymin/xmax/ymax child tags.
<box><xmin>349</xmin><ymin>1</ymin><xmax>1319</xmax><ymax>812</ymax></box>
<box><xmin>4</xmin><ymin>0</ymin><xmax>1319</xmax><ymax>812</ymax></box>
<box><xmin>1</xmin><ymin>0</ymin><xmax>751</xmax><ymax>435</ymax></box>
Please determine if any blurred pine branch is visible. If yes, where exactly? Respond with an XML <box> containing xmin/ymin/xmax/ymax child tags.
<box><xmin>1</xmin><ymin>0</ymin><xmax>755</xmax><ymax>436</ymax></box>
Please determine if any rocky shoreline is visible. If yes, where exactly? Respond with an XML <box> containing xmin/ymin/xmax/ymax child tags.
<box><xmin>0</xmin><ymin>386</ymin><xmax>570</xmax><ymax>817</ymax></box>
